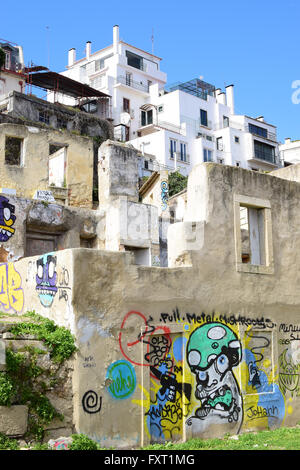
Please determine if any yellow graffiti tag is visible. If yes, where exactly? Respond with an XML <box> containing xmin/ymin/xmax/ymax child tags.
<box><xmin>0</xmin><ymin>263</ymin><xmax>24</xmax><ymax>313</ymax></box>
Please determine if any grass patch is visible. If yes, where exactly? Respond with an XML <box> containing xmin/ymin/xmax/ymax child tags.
<box><xmin>142</xmin><ymin>426</ymin><xmax>300</xmax><ymax>450</ymax></box>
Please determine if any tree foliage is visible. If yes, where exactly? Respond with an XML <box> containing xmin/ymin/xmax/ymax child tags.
<box><xmin>168</xmin><ymin>171</ymin><xmax>188</xmax><ymax>197</ymax></box>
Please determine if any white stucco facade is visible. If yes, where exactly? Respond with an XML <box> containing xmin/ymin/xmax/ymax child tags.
<box><xmin>56</xmin><ymin>25</ymin><xmax>281</xmax><ymax>175</ymax></box>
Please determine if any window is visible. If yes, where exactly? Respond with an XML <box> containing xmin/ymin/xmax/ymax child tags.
<box><xmin>90</xmin><ymin>76</ymin><xmax>103</xmax><ymax>89</ymax></box>
<box><xmin>248</xmin><ymin>123</ymin><xmax>268</xmax><ymax>138</ymax></box>
<box><xmin>203</xmin><ymin>148</ymin><xmax>212</xmax><ymax>162</ymax></box>
<box><xmin>57</xmin><ymin>117</ymin><xmax>67</xmax><ymax>129</ymax></box>
<box><xmin>95</xmin><ymin>53</ymin><xmax>113</xmax><ymax>71</ymax></box>
<box><xmin>5</xmin><ymin>136</ymin><xmax>23</xmax><ymax>166</ymax></box>
<box><xmin>123</xmin><ymin>98</ymin><xmax>130</xmax><ymax>113</ymax></box>
<box><xmin>234</xmin><ymin>194</ymin><xmax>274</xmax><ymax>274</ymax></box>
<box><xmin>170</xmin><ymin>139</ymin><xmax>177</xmax><ymax>159</ymax></box>
<box><xmin>254</xmin><ymin>140</ymin><xmax>276</xmax><ymax>163</ymax></box>
<box><xmin>180</xmin><ymin>142</ymin><xmax>187</xmax><ymax>162</ymax></box>
<box><xmin>235</xmin><ymin>136</ymin><xmax>240</xmax><ymax>143</ymax></box>
<box><xmin>200</xmin><ymin>109</ymin><xmax>208</xmax><ymax>127</ymax></box>
<box><xmin>217</xmin><ymin>137</ymin><xmax>223</xmax><ymax>151</ymax></box>
<box><xmin>218</xmin><ymin>158</ymin><xmax>224</xmax><ymax>164</ymax></box>
<box><xmin>223</xmin><ymin>116</ymin><xmax>229</xmax><ymax>127</ymax></box>
<box><xmin>236</xmin><ymin>161</ymin><xmax>241</xmax><ymax>167</ymax></box>
<box><xmin>39</xmin><ymin>111</ymin><xmax>49</xmax><ymax>125</ymax></box>
<box><xmin>81</xmin><ymin>100</ymin><xmax>97</xmax><ymax>114</ymax></box>
<box><xmin>126</xmin><ymin>50</ymin><xmax>144</xmax><ymax>70</ymax></box>
<box><xmin>157</xmin><ymin>105</ymin><xmax>164</xmax><ymax>113</ymax></box>
<box><xmin>141</xmin><ymin>109</ymin><xmax>153</xmax><ymax>126</ymax></box>
<box><xmin>125</xmin><ymin>72</ymin><xmax>132</xmax><ymax>86</ymax></box>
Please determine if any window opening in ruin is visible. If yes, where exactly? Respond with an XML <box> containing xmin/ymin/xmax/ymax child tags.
<box><xmin>124</xmin><ymin>246</ymin><xmax>151</xmax><ymax>266</ymax></box>
<box><xmin>5</xmin><ymin>136</ymin><xmax>23</xmax><ymax>166</ymax></box>
<box><xmin>239</xmin><ymin>205</ymin><xmax>265</xmax><ymax>265</ymax></box>
<box><xmin>39</xmin><ymin>111</ymin><xmax>50</xmax><ymax>125</ymax></box>
<box><xmin>48</xmin><ymin>143</ymin><xmax>67</xmax><ymax>188</ymax></box>
<box><xmin>234</xmin><ymin>195</ymin><xmax>273</xmax><ymax>274</ymax></box>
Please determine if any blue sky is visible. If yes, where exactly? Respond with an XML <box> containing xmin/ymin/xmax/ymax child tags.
<box><xmin>3</xmin><ymin>0</ymin><xmax>300</xmax><ymax>142</ymax></box>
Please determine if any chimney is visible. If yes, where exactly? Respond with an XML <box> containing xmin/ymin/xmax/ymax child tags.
<box><xmin>216</xmin><ymin>90</ymin><xmax>226</xmax><ymax>105</ymax></box>
<box><xmin>225</xmin><ymin>84</ymin><xmax>234</xmax><ymax>114</ymax></box>
<box><xmin>68</xmin><ymin>48</ymin><xmax>76</xmax><ymax>67</ymax></box>
<box><xmin>86</xmin><ymin>41</ymin><xmax>91</xmax><ymax>60</ymax></box>
<box><xmin>113</xmin><ymin>25</ymin><xmax>119</xmax><ymax>55</ymax></box>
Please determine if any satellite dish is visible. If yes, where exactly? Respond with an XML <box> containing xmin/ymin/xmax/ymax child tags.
<box><xmin>120</xmin><ymin>112</ymin><xmax>131</xmax><ymax>125</ymax></box>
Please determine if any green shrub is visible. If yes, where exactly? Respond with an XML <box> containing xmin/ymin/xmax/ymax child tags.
<box><xmin>0</xmin><ymin>433</ymin><xmax>19</xmax><ymax>450</ymax></box>
<box><xmin>69</xmin><ymin>434</ymin><xmax>100</xmax><ymax>451</ymax></box>
<box><xmin>0</xmin><ymin>373</ymin><xmax>14</xmax><ymax>406</ymax></box>
<box><xmin>8</xmin><ymin>311</ymin><xmax>77</xmax><ymax>363</ymax></box>
<box><xmin>168</xmin><ymin>171</ymin><xmax>188</xmax><ymax>197</ymax></box>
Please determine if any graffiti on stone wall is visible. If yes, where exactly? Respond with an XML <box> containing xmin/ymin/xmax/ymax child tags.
<box><xmin>35</xmin><ymin>255</ymin><xmax>71</xmax><ymax>307</ymax></box>
<box><xmin>186</xmin><ymin>323</ymin><xmax>243</xmax><ymax>431</ymax></box>
<box><xmin>161</xmin><ymin>181</ymin><xmax>168</xmax><ymax>211</ymax></box>
<box><xmin>106</xmin><ymin>360</ymin><xmax>136</xmax><ymax>400</ymax></box>
<box><xmin>82</xmin><ymin>390</ymin><xmax>102</xmax><ymax>414</ymax></box>
<box><xmin>112</xmin><ymin>308</ymin><xmax>290</xmax><ymax>442</ymax></box>
<box><xmin>0</xmin><ymin>263</ymin><xmax>24</xmax><ymax>313</ymax></box>
<box><xmin>58</xmin><ymin>266</ymin><xmax>71</xmax><ymax>302</ymax></box>
<box><xmin>278</xmin><ymin>323</ymin><xmax>300</xmax><ymax>399</ymax></box>
<box><xmin>0</xmin><ymin>196</ymin><xmax>16</xmax><ymax>242</ymax></box>
<box><xmin>36</xmin><ymin>253</ymin><xmax>58</xmax><ymax>307</ymax></box>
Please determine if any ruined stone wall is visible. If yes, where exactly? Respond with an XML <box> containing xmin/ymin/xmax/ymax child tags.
<box><xmin>2</xmin><ymin>163</ymin><xmax>299</xmax><ymax>448</ymax></box>
<box><xmin>0</xmin><ymin>122</ymin><xmax>94</xmax><ymax>208</ymax></box>
<box><xmin>0</xmin><ymin>162</ymin><xmax>298</xmax><ymax>447</ymax></box>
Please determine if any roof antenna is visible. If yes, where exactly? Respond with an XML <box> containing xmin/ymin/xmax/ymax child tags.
<box><xmin>151</xmin><ymin>28</ymin><xmax>154</xmax><ymax>55</ymax></box>
<box><xmin>46</xmin><ymin>26</ymin><xmax>50</xmax><ymax>69</ymax></box>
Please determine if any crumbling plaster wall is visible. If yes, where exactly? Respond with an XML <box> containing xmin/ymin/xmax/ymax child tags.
<box><xmin>6</xmin><ymin>162</ymin><xmax>300</xmax><ymax>448</ymax></box>
<box><xmin>0</xmin><ymin>194</ymin><xmax>102</xmax><ymax>263</ymax></box>
<box><xmin>0</xmin><ymin>122</ymin><xmax>94</xmax><ymax>208</ymax></box>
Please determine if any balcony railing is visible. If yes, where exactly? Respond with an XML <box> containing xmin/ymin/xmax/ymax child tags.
<box><xmin>214</xmin><ymin>120</ymin><xmax>277</xmax><ymax>142</ymax></box>
<box><xmin>170</xmin><ymin>151</ymin><xmax>190</xmax><ymax>164</ymax></box>
<box><xmin>116</xmin><ymin>75</ymin><xmax>149</xmax><ymax>93</ymax></box>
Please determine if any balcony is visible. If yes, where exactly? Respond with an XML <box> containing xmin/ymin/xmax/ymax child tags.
<box><xmin>116</xmin><ymin>75</ymin><xmax>149</xmax><ymax>94</ymax></box>
<box><xmin>214</xmin><ymin>120</ymin><xmax>277</xmax><ymax>143</ymax></box>
<box><xmin>170</xmin><ymin>151</ymin><xmax>190</xmax><ymax>164</ymax></box>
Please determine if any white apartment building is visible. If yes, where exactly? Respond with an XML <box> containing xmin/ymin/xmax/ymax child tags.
<box><xmin>279</xmin><ymin>138</ymin><xmax>300</xmax><ymax>166</ymax></box>
<box><xmin>56</xmin><ymin>25</ymin><xmax>281</xmax><ymax>175</ymax></box>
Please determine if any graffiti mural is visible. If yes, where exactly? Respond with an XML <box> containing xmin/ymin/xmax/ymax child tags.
<box><xmin>186</xmin><ymin>323</ymin><xmax>243</xmax><ymax>432</ymax></box>
<box><xmin>106</xmin><ymin>360</ymin><xmax>136</xmax><ymax>400</ymax></box>
<box><xmin>115</xmin><ymin>308</ymin><xmax>290</xmax><ymax>443</ymax></box>
<box><xmin>0</xmin><ymin>263</ymin><xmax>24</xmax><ymax>313</ymax></box>
<box><xmin>0</xmin><ymin>196</ymin><xmax>16</xmax><ymax>242</ymax></box>
<box><xmin>161</xmin><ymin>181</ymin><xmax>168</xmax><ymax>211</ymax></box>
<box><xmin>36</xmin><ymin>253</ymin><xmax>58</xmax><ymax>307</ymax></box>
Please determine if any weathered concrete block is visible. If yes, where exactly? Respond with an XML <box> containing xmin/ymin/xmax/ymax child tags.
<box><xmin>4</xmin><ymin>339</ymin><xmax>48</xmax><ymax>353</ymax></box>
<box><xmin>0</xmin><ymin>405</ymin><xmax>28</xmax><ymax>436</ymax></box>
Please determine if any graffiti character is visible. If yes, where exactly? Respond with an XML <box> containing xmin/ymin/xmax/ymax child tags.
<box><xmin>0</xmin><ymin>196</ymin><xmax>16</xmax><ymax>242</ymax></box>
<box><xmin>36</xmin><ymin>254</ymin><xmax>58</xmax><ymax>307</ymax></box>
<box><xmin>186</xmin><ymin>323</ymin><xmax>243</xmax><ymax>432</ymax></box>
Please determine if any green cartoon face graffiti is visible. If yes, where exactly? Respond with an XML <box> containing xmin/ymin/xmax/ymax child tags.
<box><xmin>186</xmin><ymin>323</ymin><xmax>243</xmax><ymax>426</ymax></box>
